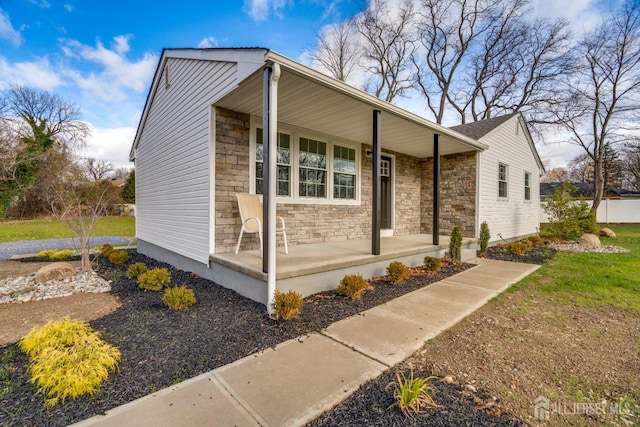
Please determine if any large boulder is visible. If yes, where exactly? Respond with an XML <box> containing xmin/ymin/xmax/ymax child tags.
<box><xmin>34</xmin><ymin>262</ymin><xmax>77</xmax><ymax>284</ymax></box>
<box><xmin>600</xmin><ymin>227</ymin><xmax>616</xmax><ymax>238</ymax></box>
<box><xmin>578</xmin><ymin>233</ymin><xmax>601</xmax><ymax>248</ymax></box>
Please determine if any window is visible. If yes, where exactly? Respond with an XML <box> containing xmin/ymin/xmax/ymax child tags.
<box><xmin>498</xmin><ymin>163</ymin><xmax>508</xmax><ymax>198</ymax></box>
<box><xmin>255</xmin><ymin>128</ymin><xmax>291</xmax><ymax>196</ymax></box>
<box><xmin>524</xmin><ymin>172</ymin><xmax>531</xmax><ymax>201</ymax></box>
<box><xmin>299</xmin><ymin>137</ymin><xmax>327</xmax><ymax>198</ymax></box>
<box><xmin>333</xmin><ymin>145</ymin><xmax>356</xmax><ymax>199</ymax></box>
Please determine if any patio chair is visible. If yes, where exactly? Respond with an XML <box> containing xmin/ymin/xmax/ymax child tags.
<box><xmin>235</xmin><ymin>193</ymin><xmax>288</xmax><ymax>255</ymax></box>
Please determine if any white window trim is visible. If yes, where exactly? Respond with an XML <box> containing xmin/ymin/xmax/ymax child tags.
<box><xmin>249</xmin><ymin>117</ymin><xmax>362</xmax><ymax>206</ymax></box>
<box><xmin>498</xmin><ymin>162</ymin><xmax>508</xmax><ymax>199</ymax></box>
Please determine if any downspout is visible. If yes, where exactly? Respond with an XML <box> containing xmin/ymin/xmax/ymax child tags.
<box><xmin>263</xmin><ymin>63</ymin><xmax>280</xmax><ymax>316</ymax></box>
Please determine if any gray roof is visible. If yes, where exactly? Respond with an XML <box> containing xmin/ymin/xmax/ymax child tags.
<box><xmin>449</xmin><ymin>113</ymin><xmax>518</xmax><ymax>140</ymax></box>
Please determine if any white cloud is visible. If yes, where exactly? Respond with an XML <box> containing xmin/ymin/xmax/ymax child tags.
<box><xmin>81</xmin><ymin>124</ymin><xmax>136</xmax><ymax>169</ymax></box>
<box><xmin>61</xmin><ymin>36</ymin><xmax>158</xmax><ymax>102</ymax></box>
<box><xmin>242</xmin><ymin>0</ymin><xmax>289</xmax><ymax>22</ymax></box>
<box><xmin>64</xmin><ymin>4</ymin><xmax>74</xmax><ymax>12</ymax></box>
<box><xmin>197</xmin><ymin>36</ymin><xmax>218</xmax><ymax>48</ymax></box>
<box><xmin>0</xmin><ymin>8</ymin><xmax>23</xmax><ymax>47</ymax></box>
<box><xmin>28</xmin><ymin>0</ymin><xmax>51</xmax><ymax>8</ymax></box>
<box><xmin>0</xmin><ymin>56</ymin><xmax>63</xmax><ymax>90</ymax></box>
<box><xmin>529</xmin><ymin>0</ymin><xmax>601</xmax><ymax>32</ymax></box>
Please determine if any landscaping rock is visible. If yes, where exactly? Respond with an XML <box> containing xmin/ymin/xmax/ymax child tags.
<box><xmin>578</xmin><ymin>233</ymin><xmax>601</xmax><ymax>248</ymax></box>
<box><xmin>34</xmin><ymin>262</ymin><xmax>77</xmax><ymax>284</ymax></box>
<box><xmin>600</xmin><ymin>227</ymin><xmax>616</xmax><ymax>238</ymax></box>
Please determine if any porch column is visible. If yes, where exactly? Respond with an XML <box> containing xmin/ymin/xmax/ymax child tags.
<box><xmin>372</xmin><ymin>110</ymin><xmax>381</xmax><ymax>255</ymax></box>
<box><xmin>433</xmin><ymin>133</ymin><xmax>440</xmax><ymax>245</ymax></box>
<box><xmin>262</xmin><ymin>63</ymin><xmax>280</xmax><ymax>315</ymax></box>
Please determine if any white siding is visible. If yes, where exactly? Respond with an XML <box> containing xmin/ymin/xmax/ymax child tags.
<box><xmin>136</xmin><ymin>58</ymin><xmax>237</xmax><ymax>264</ymax></box>
<box><xmin>477</xmin><ymin>117</ymin><xmax>541</xmax><ymax>241</ymax></box>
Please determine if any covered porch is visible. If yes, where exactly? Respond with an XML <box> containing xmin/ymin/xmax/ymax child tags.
<box><xmin>210</xmin><ymin>233</ymin><xmax>478</xmax><ymax>299</ymax></box>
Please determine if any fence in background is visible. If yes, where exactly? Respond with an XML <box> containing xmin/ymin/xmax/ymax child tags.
<box><xmin>540</xmin><ymin>199</ymin><xmax>640</xmax><ymax>224</ymax></box>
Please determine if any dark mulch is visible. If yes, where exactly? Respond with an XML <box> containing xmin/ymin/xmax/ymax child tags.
<box><xmin>0</xmin><ymin>251</ymin><xmax>478</xmax><ymax>426</ymax></box>
<box><xmin>482</xmin><ymin>245</ymin><xmax>557</xmax><ymax>265</ymax></box>
<box><xmin>309</xmin><ymin>368</ymin><xmax>523</xmax><ymax>426</ymax></box>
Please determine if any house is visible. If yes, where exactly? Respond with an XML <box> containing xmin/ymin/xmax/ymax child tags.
<box><xmin>540</xmin><ymin>182</ymin><xmax>640</xmax><ymax>199</ymax></box>
<box><xmin>130</xmin><ymin>48</ymin><xmax>543</xmax><ymax>312</ymax></box>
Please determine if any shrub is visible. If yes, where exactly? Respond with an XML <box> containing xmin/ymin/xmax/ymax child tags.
<box><xmin>162</xmin><ymin>286</ymin><xmax>196</xmax><ymax>310</ymax></box>
<box><xmin>49</xmin><ymin>249</ymin><xmax>74</xmax><ymax>261</ymax></box>
<box><xmin>423</xmin><ymin>256</ymin><xmax>441</xmax><ymax>272</ymax></box>
<box><xmin>99</xmin><ymin>244</ymin><xmax>114</xmax><ymax>258</ymax></box>
<box><xmin>479</xmin><ymin>221</ymin><xmax>490</xmax><ymax>254</ymax></box>
<box><xmin>107</xmin><ymin>250</ymin><xmax>128</xmax><ymax>265</ymax></box>
<box><xmin>449</xmin><ymin>224</ymin><xmax>463</xmax><ymax>261</ymax></box>
<box><xmin>506</xmin><ymin>241</ymin><xmax>528</xmax><ymax>255</ymax></box>
<box><xmin>126</xmin><ymin>262</ymin><xmax>148</xmax><ymax>279</ymax></box>
<box><xmin>18</xmin><ymin>316</ymin><xmax>120</xmax><ymax>407</ymax></box>
<box><xmin>336</xmin><ymin>273</ymin><xmax>370</xmax><ymax>300</ymax></box>
<box><xmin>138</xmin><ymin>268</ymin><xmax>171</xmax><ymax>291</ymax></box>
<box><xmin>527</xmin><ymin>235</ymin><xmax>544</xmax><ymax>247</ymax></box>
<box><xmin>387</xmin><ymin>370</ymin><xmax>438</xmax><ymax>417</ymax></box>
<box><xmin>542</xmin><ymin>181</ymin><xmax>600</xmax><ymax>240</ymax></box>
<box><xmin>271</xmin><ymin>290</ymin><xmax>303</xmax><ymax>320</ymax></box>
<box><xmin>36</xmin><ymin>250</ymin><xmax>56</xmax><ymax>259</ymax></box>
<box><xmin>386</xmin><ymin>261</ymin><xmax>410</xmax><ymax>285</ymax></box>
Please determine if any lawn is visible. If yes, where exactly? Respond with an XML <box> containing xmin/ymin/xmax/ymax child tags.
<box><xmin>0</xmin><ymin>216</ymin><xmax>135</xmax><ymax>242</ymax></box>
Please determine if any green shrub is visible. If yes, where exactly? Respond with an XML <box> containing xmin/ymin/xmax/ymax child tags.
<box><xmin>449</xmin><ymin>225</ymin><xmax>463</xmax><ymax>261</ymax></box>
<box><xmin>423</xmin><ymin>256</ymin><xmax>441</xmax><ymax>272</ymax></box>
<box><xmin>126</xmin><ymin>262</ymin><xmax>148</xmax><ymax>280</ymax></box>
<box><xmin>18</xmin><ymin>316</ymin><xmax>120</xmax><ymax>407</ymax></box>
<box><xmin>138</xmin><ymin>268</ymin><xmax>171</xmax><ymax>291</ymax></box>
<box><xmin>542</xmin><ymin>181</ymin><xmax>600</xmax><ymax>240</ymax></box>
<box><xmin>386</xmin><ymin>261</ymin><xmax>410</xmax><ymax>285</ymax></box>
<box><xmin>479</xmin><ymin>221</ymin><xmax>490</xmax><ymax>254</ymax></box>
<box><xmin>99</xmin><ymin>244</ymin><xmax>114</xmax><ymax>258</ymax></box>
<box><xmin>271</xmin><ymin>290</ymin><xmax>303</xmax><ymax>320</ymax></box>
<box><xmin>36</xmin><ymin>250</ymin><xmax>56</xmax><ymax>259</ymax></box>
<box><xmin>49</xmin><ymin>249</ymin><xmax>74</xmax><ymax>261</ymax></box>
<box><xmin>527</xmin><ymin>235</ymin><xmax>544</xmax><ymax>247</ymax></box>
<box><xmin>107</xmin><ymin>250</ymin><xmax>128</xmax><ymax>265</ymax></box>
<box><xmin>506</xmin><ymin>241</ymin><xmax>528</xmax><ymax>255</ymax></box>
<box><xmin>162</xmin><ymin>286</ymin><xmax>196</xmax><ymax>310</ymax></box>
<box><xmin>336</xmin><ymin>274</ymin><xmax>370</xmax><ymax>300</ymax></box>
<box><xmin>387</xmin><ymin>370</ymin><xmax>438</xmax><ymax>417</ymax></box>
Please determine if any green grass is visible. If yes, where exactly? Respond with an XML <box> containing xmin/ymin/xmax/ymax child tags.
<box><xmin>518</xmin><ymin>224</ymin><xmax>640</xmax><ymax>313</ymax></box>
<box><xmin>0</xmin><ymin>216</ymin><xmax>135</xmax><ymax>242</ymax></box>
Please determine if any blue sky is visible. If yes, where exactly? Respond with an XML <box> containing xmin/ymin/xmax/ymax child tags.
<box><xmin>0</xmin><ymin>0</ymin><xmax>604</xmax><ymax>169</ymax></box>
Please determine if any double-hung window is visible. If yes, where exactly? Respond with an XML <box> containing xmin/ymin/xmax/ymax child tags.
<box><xmin>498</xmin><ymin>163</ymin><xmax>508</xmax><ymax>198</ymax></box>
<box><xmin>524</xmin><ymin>172</ymin><xmax>531</xmax><ymax>201</ymax></box>
<box><xmin>299</xmin><ymin>137</ymin><xmax>327</xmax><ymax>198</ymax></box>
<box><xmin>255</xmin><ymin>128</ymin><xmax>291</xmax><ymax>196</ymax></box>
<box><xmin>333</xmin><ymin>145</ymin><xmax>356</xmax><ymax>199</ymax></box>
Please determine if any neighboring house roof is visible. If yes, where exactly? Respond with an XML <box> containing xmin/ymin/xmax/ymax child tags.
<box><xmin>131</xmin><ymin>48</ymin><xmax>489</xmax><ymax>161</ymax></box>
<box><xmin>449</xmin><ymin>112</ymin><xmax>545</xmax><ymax>172</ymax></box>
<box><xmin>540</xmin><ymin>182</ymin><xmax>640</xmax><ymax>198</ymax></box>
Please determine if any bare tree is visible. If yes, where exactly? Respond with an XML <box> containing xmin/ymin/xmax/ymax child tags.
<box><xmin>85</xmin><ymin>157</ymin><xmax>113</xmax><ymax>181</ymax></box>
<box><xmin>553</xmin><ymin>1</ymin><xmax>640</xmax><ymax>211</ymax></box>
<box><xmin>567</xmin><ymin>153</ymin><xmax>593</xmax><ymax>183</ymax></box>
<box><xmin>623</xmin><ymin>140</ymin><xmax>640</xmax><ymax>191</ymax></box>
<box><xmin>540</xmin><ymin>166</ymin><xmax>569</xmax><ymax>183</ymax></box>
<box><xmin>357</xmin><ymin>0</ymin><xmax>417</xmax><ymax>102</ymax></box>
<box><xmin>310</xmin><ymin>18</ymin><xmax>362</xmax><ymax>82</ymax></box>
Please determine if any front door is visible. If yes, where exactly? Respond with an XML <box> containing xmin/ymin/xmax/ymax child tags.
<box><xmin>380</xmin><ymin>156</ymin><xmax>392</xmax><ymax>229</ymax></box>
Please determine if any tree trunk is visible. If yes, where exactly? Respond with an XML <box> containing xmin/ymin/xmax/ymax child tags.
<box><xmin>81</xmin><ymin>245</ymin><xmax>92</xmax><ymax>273</ymax></box>
<box><xmin>592</xmin><ymin>158</ymin><xmax>605</xmax><ymax>212</ymax></box>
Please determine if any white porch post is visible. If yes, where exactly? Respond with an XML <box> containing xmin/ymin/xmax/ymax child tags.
<box><xmin>262</xmin><ymin>63</ymin><xmax>280</xmax><ymax>315</ymax></box>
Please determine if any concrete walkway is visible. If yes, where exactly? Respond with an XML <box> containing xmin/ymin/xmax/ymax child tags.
<box><xmin>72</xmin><ymin>258</ymin><xmax>539</xmax><ymax>427</ymax></box>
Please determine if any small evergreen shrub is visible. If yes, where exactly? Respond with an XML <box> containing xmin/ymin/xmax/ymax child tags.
<box><xmin>99</xmin><ymin>244</ymin><xmax>114</xmax><ymax>258</ymax></box>
<box><xmin>107</xmin><ymin>250</ymin><xmax>128</xmax><ymax>265</ymax></box>
<box><xmin>126</xmin><ymin>262</ymin><xmax>148</xmax><ymax>280</ymax></box>
<box><xmin>479</xmin><ymin>221</ymin><xmax>490</xmax><ymax>254</ymax></box>
<box><xmin>18</xmin><ymin>316</ymin><xmax>120</xmax><ymax>407</ymax></box>
<box><xmin>387</xmin><ymin>370</ymin><xmax>438</xmax><ymax>417</ymax></box>
<box><xmin>336</xmin><ymin>274</ymin><xmax>370</xmax><ymax>300</ymax></box>
<box><xmin>49</xmin><ymin>249</ymin><xmax>74</xmax><ymax>261</ymax></box>
<box><xmin>527</xmin><ymin>235</ymin><xmax>544</xmax><ymax>247</ymax></box>
<box><xmin>449</xmin><ymin>225</ymin><xmax>463</xmax><ymax>261</ymax></box>
<box><xmin>271</xmin><ymin>290</ymin><xmax>303</xmax><ymax>320</ymax></box>
<box><xmin>506</xmin><ymin>241</ymin><xmax>528</xmax><ymax>255</ymax></box>
<box><xmin>162</xmin><ymin>286</ymin><xmax>196</xmax><ymax>310</ymax></box>
<box><xmin>423</xmin><ymin>256</ymin><xmax>441</xmax><ymax>272</ymax></box>
<box><xmin>36</xmin><ymin>250</ymin><xmax>56</xmax><ymax>259</ymax></box>
<box><xmin>386</xmin><ymin>261</ymin><xmax>410</xmax><ymax>285</ymax></box>
<box><xmin>542</xmin><ymin>181</ymin><xmax>600</xmax><ymax>240</ymax></box>
<box><xmin>138</xmin><ymin>268</ymin><xmax>171</xmax><ymax>291</ymax></box>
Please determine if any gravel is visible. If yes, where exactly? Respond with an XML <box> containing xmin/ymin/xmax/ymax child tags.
<box><xmin>0</xmin><ymin>237</ymin><xmax>134</xmax><ymax>261</ymax></box>
<box><xmin>0</xmin><ymin>270</ymin><xmax>111</xmax><ymax>304</ymax></box>
<box><xmin>0</xmin><ymin>251</ymin><xmax>478</xmax><ymax>427</ymax></box>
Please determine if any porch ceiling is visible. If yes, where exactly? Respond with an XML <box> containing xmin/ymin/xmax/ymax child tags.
<box><xmin>215</xmin><ymin>62</ymin><xmax>486</xmax><ymax>159</ymax></box>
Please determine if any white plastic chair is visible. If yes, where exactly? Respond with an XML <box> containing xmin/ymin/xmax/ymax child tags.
<box><xmin>235</xmin><ymin>193</ymin><xmax>288</xmax><ymax>255</ymax></box>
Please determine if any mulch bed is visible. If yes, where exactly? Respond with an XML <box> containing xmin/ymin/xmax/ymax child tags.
<box><xmin>482</xmin><ymin>245</ymin><xmax>557</xmax><ymax>265</ymax></box>
<box><xmin>0</xmin><ymin>251</ymin><xmax>487</xmax><ymax>426</ymax></box>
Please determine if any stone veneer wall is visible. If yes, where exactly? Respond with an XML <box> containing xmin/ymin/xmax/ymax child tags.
<box><xmin>214</xmin><ymin>107</ymin><xmax>474</xmax><ymax>253</ymax></box>
<box><xmin>420</xmin><ymin>151</ymin><xmax>477</xmax><ymax>237</ymax></box>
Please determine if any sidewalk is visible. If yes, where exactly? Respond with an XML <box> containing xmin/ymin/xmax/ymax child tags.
<box><xmin>72</xmin><ymin>258</ymin><xmax>539</xmax><ymax>427</ymax></box>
